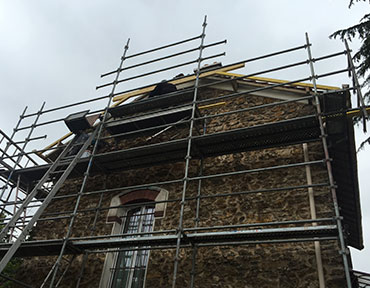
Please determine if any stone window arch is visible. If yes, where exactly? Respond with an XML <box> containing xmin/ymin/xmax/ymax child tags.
<box><xmin>100</xmin><ymin>187</ymin><xmax>168</xmax><ymax>288</ymax></box>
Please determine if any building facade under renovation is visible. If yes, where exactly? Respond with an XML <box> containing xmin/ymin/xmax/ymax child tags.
<box><xmin>0</xmin><ymin>20</ymin><xmax>368</xmax><ymax>288</ymax></box>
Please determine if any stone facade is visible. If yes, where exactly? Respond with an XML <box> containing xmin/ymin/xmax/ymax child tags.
<box><xmin>14</xmin><ymin>86</ymin><xmax>346</xmax><ymax>287</ymax></box>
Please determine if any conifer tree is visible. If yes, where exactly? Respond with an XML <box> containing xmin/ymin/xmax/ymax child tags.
<box><xmin>330</xmin><ymin>0</ymin><xmax>370</xmax><ymax>149</ymax></box>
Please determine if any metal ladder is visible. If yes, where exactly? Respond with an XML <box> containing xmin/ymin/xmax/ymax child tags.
<box><xmin>0</xmin><ymin>127</ymin><xmax>98</xmax><ymax>273</ymax></box>
<box><xmin>41</xmin><ymin>38</ymin><xmax>131</xmax><ymax>288</ymax></box>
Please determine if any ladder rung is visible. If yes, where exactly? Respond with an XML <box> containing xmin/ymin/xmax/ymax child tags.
<box><xmin>60</xmin><ymin>155</ymin><xmax>76</xmax><ymax>161</ymax></box>
<box><xmin>0</xmin><ymin>128</ymin><xmax>97</xmax><ymax>272</ymax></box>
<box><xmin>36</xmin><ymin>189</ymin><xmax>50</xmax><ymax>196</ymax></box>
<box><xmin>50</xmin><ymin>170</ymin><xmax>67</xmax><ymax>175</ymax></box>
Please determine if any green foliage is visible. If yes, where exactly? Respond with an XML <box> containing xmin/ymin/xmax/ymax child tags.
<box><xmin>0</xmin><ymin>258</ymin><xmax>22</xmax><ymax>288</ymax></box>
<box><xmin>0</xmin><ymin>214</ymin><xmax>23</xmax><ymax>287</ymax></box>
<box><xmin>330</xmin><ymin>11</ymin><xmax>370</xmax><ymax>100</ymax></box>
<box><xmin>349</xmin><ymin>0</ymin><xmax>369</xmax><ymax>8</ymax></box>
<box><xmin>330</xmin><ymin>0</ymin><xmax>370</xmax><ymax>149</ymax></box>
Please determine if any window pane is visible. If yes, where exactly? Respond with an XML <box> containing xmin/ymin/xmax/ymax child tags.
<box><xmin>111</xmin><ymin>205</ymin><xmax>155</xmax><ymax>288</ymax></box>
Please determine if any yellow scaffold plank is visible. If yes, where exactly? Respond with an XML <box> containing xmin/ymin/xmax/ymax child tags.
<box><xmin>38</xmin><ymin>65</ymin><xmax>245</xmax><ymax>161</ymax></box>
<box><xmin>198</xmin><ymin>102</ymin><xmax>226</xmax><ymax>110</ymax></box>
<box><xmin>215</xmin><ymin>71</ymin><xmax>341</xmax><ymax>91</ymax></box>
<box><xmin>346</xmin><ymin>106</ymin><xmax>370</xmax><ymax>117</ymax></box>
<box><xmin>112</xmin><ymin>63</ymin><xmax>246</xmax><ymax>103</ymax></box>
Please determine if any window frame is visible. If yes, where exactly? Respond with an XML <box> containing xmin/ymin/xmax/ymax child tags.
<box><xmin>110</xmin><ymin>204</ymin><xmax>155</xmax><ymax>288</ymax></box>
<box><xmin>99</xmin><ymin>188</ymin><xmax>168</xmax><ymax>288</ymax></box>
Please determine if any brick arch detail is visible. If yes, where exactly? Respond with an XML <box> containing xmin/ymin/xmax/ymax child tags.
<box><xmin>119</xmin><ymin>189</ymin><xmax>159</xmax><ymax>205</ymax></box>
<box><xmin>107</xmin><ymin>188</ymin><xmax>168</xmax><ymax>223</ymax></box>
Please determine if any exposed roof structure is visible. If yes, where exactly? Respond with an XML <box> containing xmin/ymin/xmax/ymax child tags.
<box><xmin>0</xmin><ymin>23</ymin><xmax>368</xmax><ymax>287</ymax></box>
<box><xmin>0</xmin><ymin>71</ymin><xmax>363</xmax><ymax>249</ymax></box>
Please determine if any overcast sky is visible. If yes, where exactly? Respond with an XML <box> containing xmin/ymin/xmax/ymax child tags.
<box><xmin>0</xmin><ymin>0</ymin><xmax>369</xmax><ymax>272</ymax></box>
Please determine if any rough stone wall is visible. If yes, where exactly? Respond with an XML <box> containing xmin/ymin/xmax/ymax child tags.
<box><xmin>14</xmin><ymin>87</ymin><xmax>346</xmax><ymax>287</ymax></box>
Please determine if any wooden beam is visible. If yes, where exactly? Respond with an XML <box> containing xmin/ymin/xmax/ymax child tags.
<box><xmin>215</xmin><ymin>71</ymin><xmax>341</xmax><ymax>91</ymax></box>
<box><xmin>38</xmin><ymin>64</ymin><xmax>247</xmax><ymax>160</ymax></box>
<box><xmin>198</xmin><ymin>102</ymin><xmax>226</xmax><ymax>110</ymax></box>
<box><xmin>112</xmin><ymin>63</ymin><xmax>245</xmax><ymax>103</ymax></box>
<box><xmin>346</xmin><ymin>106</ymin><xmax>370</xmax><ymax>117</ymax></box>
<box><xmin>40</xmin><ymin>132</ymin><xmax>73</xmax><ymax>153</ymax></box>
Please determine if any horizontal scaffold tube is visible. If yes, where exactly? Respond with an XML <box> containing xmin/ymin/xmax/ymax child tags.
<box><xmin>96</xmin><ymin>52</ymin><xmax>226</xmax><ymax>90</ymax></box>
<box><xmin>21</xmin><ymin>44</ymin><xmax>309</xmax><ymax>118</ymax></box>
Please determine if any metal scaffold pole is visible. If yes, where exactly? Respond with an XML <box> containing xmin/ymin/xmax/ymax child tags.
<box><xmin>47</xmin><ymin>38</ymin><xmax>131</xmax><ymax>288</ymax></box>
<box><xmin>172</xmin><ymin>15</ymin><xmax>207</xmax><ymax>288</ymax></box>
<box><xmin>0</xmin><ymin>101</ymin><xmax>44</xmax><ymax>233</ymax></box>
<box><xmin>305</xmin><ymin>32</ymin><xmax>352</xmax><ymax>288</ymax></box>
<box><xmin>344</xmin><ymin>39</ymin><xmax>368</xmax><ymax>132</ymax></box>
<box><xmin>0</xmin><ymin>128</ymin><xmax>98</xmax><ymax>273</ymax></box>
<box><xmin>190</xmin><ymin>158</ymin><xmax>203</xmax><ymax>288</ymax></box>
<box><xmin>0</xmin><ymin>103</ymin><xmax>44</xmax><ymax>201</ymax></box>
<box><xmin>0</xmin><ymin>21</ymin><xmax>364</xmax><ymax>287</ymax></box>
<box><xmin>75</xmin><ymin>175</ymin><xmax>107</xmax><ymax>287</ymax></box>
<box><xmin>303</xmin><ymin>143</ymin><xmax>325</xmax><ymax>288</ymax></box>
<box><xmin>190</xmin><ymin>118</ymin><xmax>206</xmax><ymax>288</ymax></box>
<box><xmin>9</xmin><ymin>175</ymin><xmax>21</xmax><ymax>240</ymax></box>
<box><xmin>0</xmin><ymin>106</ymin><xmax>27</xmax><ymax>159</ymax></box>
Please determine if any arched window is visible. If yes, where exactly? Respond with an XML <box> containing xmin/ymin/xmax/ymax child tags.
<box><xmin>100</xmin><ymin>188</ymin><xmax>168</xmax><ymax>288</ymax></box>
<box><xmin>111</xmin><ymin>204</ymin><xmax>155</xmax><ymax>288</ymax></box>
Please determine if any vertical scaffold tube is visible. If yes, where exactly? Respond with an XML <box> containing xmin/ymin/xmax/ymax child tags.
<box><xmin>48</xmin><ymin>39</ymin><xmax>130</xmax><ymax>288</ymax></box>
<box><xmin>0</xmin><ymin>103</ymin><xmax>44</xmax><ymax>200</ymax></box>
<box><xmin>190</xmin><ymin>158</ymin><xmax>203</xmax><ymax>288</ymax></box>
<box><xmin>305</xmin><ymin>32</ymin><xmax>352</xmax><ymax>288</ymax></box>
<box><xmin>303</xmin><ymin>143</ymin><xmax>325</xmax><ymax>288</ymax></box>
<box><xmin>172</xmin><ymin>16</ymin><xmax>207</xmax><ymax>288</ymax></box>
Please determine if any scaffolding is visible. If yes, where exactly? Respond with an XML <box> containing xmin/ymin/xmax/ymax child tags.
<box><xmin>0</xmin><ymin>17</ymin><xmax>368</xmax><ymax>287</ymax></box>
